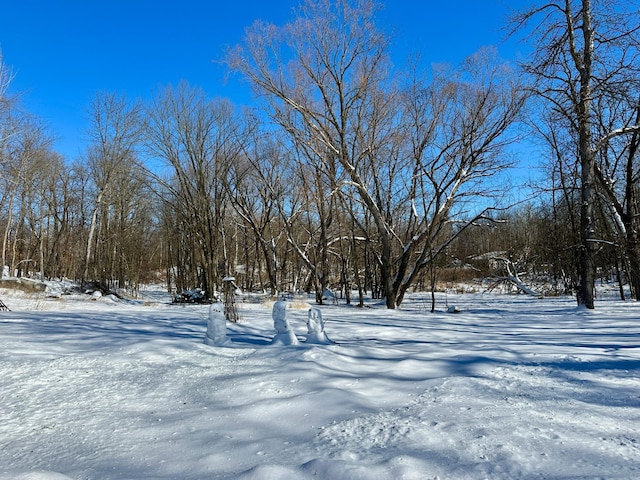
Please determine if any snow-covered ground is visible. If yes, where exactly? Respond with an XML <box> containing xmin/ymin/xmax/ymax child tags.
<box><xmin>0</xmin><ymin>285</ymin><xmax>639</xmax><ymax>479</ymax></box>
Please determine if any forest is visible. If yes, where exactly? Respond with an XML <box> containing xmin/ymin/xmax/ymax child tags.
<box><xmin>1</xmin><ymin>0</ymin><xmax>639</xmax><ymax>309</ymax></box>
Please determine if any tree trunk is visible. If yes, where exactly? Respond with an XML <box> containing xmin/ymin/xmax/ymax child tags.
<box><xmin>380</xmin><ymin>238</ymin><xmax>396</xmax><ymax>309</ymax></box>
<box><xmin>578</xmin><ymin>150</ymin><xmax>596</xmax><ymax>309</ymax></box>
<box><xmin>624</xmin><ymin>101</ymin><xmax>640</xmax><ymax>300</ymax></box>
<box><xmin>576</xmin><ymin>0</ymin><xmax>596</xmax><ymax>309</ymax></box>
<box><xmin>429</xmin><ymin>255</ymin><xmax>437</xmax><ymax>313</ymax></box>
<box><xmin>1</xmin><ymin>190</ymin><xmax>16</xmax><ymax>278</ymax></box>
<box><xmin>82</xmin><ymin>193</ymin><xmax>102</xmax><ymax>285</ymax></box>
<box><xmin>626</xmin><ymin>234</ymin><xmax>640</xmax><ymax>300</ymax></box>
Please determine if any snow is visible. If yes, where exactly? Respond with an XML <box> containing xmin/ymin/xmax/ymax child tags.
<box><xmin>0</xmin><ymin>285</ymin><xmax>639</xmax><ymax>479</ymax></box>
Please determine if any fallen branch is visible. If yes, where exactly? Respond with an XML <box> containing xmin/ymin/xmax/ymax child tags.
<box><xmin>490</xmin><ymin>257</ymin><xmax>540</xmax><ymax>296</ymax></box>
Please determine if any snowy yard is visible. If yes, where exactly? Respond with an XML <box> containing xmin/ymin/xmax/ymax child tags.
<box><xmin>0</xmin><ymin>287</ymin><xmax>639</xmax><ymax>479</ymax></box>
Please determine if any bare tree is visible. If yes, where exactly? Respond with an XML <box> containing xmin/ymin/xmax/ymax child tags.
<box><xmin>82</xmin><ymin>92</ymin><xmax>141</xmax><ymax>286</ymax></box>
<box><xmin>227</xmin><ymin>0</ymin><xmax>391</xmax><ymax>300</ymax></box>
<box><xmin>1</xmin><ymin>114</ymin><xmax>53</xmax><ymax>278</ymax></box>
<box><xmin>391</xmin><ymin>49</ymin><xmax>524</xmax><ymax>306</ymax></box>
<box><xmin>0</xmin><ymin>52</ymin><xmax>17</xmax><ymax>279</ymax></box>
<box><xmin>530</xmin><ymin>102</ymin><xmax>583</xmax><ymax>292</ymax></box>
<box><xmin>514</xmin><ymin>0</ymin><xmax>640</xmax><ymax>308</ymax></box>
<box><xmin>0</xmin><ymin>49</ymin><xmax>14</xmax><ymax>118</ymax></box>
<box><xmin>228</xmin><ymin>0</ymin><xmax>523</xmax><ymax>307</ymax></box>
<box><xmin>0</xmin><ymin>54</ymin><xmax>160</xmax><ymax>290</ymax></box>
<box><xmin>295</xmin><ymin>146</ymin><xmax>339</xmax><ymax>302</ymax></box>
<box><xmin>145</xmin><ymin>82</ymin><xmax>240</xmax><ymax>299</ymax></box>
<box><xmin>37</xmin><ymin>153</ymin><xmax>83</xmax><ymax>280</ymax></box>
<box><xmin>225</xmin><ymin>123</ymin><xmax>288</xmax><ymax>294</ymax></box>
<box><xmin>592</xmin><ymin>94</ymin><xmax>640</xmax><ymax>299</ymax></box>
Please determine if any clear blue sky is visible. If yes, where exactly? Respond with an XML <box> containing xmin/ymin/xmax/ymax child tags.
<box><xmin>1</xmin><ymin>0</ymin><xmax>526</xmax><ymax>160</ymax></box>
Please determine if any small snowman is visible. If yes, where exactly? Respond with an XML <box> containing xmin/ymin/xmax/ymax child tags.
<box><xmin>204</xmin><ymin>302</ymin><xmax>232</xmax><ymax>346</ymax></box>
<box><xmin>305</xmin><ymin>307</ymin><xmax>333</xmax><ymax>344</ymax></box>
<box><xmin>270</xmin><ymin>300</ymin><xmax>299</xmax><ymax>345</ymax></box>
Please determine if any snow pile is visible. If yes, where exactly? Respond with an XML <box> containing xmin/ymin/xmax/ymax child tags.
<box><xmin>0</xmin><ymin>288</ymin><xmax>639</xmax><ymax>479</ymax></box>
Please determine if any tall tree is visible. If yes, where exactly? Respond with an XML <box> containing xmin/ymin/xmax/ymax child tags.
<box><xmin>228</xmin><ymin>0</ymin><xmax>523</xmax><ymax>307</ymax></box>
<box><xmin>40</xmin><ymin>154</ymin><xmax>83</xmax><ymax>280</ymax></box>
<box><xmin>587</xmin><ymin>93</ymin><xmax>640</xmax><ymax>299</ymax></box>
<box><xmin>83</xmin><ymin>92</ymin><xmax>141</xmax><ymax>285</ymax></box>
<box><xmin>0</xmin><ymin>51</ymin><xmax>17</xmax><ymax>278</ymax></box>
<box><xmin>514</xmin><ymin>0</ymin><xmax>640</xmax><ymax>308</ymax></box>
<box><xmin>1</xmin><ymin>114</ymin><xmax>53</xmax><ymax>278</ymax></box>
<box><xmin>145</xmin><ymin>82</ymin><xmax>240</xmax><ymax>299</ymax></box>
<box><xmin>227</xmin><ymin>0</ymin><xmax>390</xmax><ymax>301</ymax></box>
<box><xmin>393</xmin><ymin>49</ymin><xmax>524</xmax><ymax>306</ymax></box>
<box><xmin>225</xmin><ymin>124</ymin><xmax>288</xmax><ymax>294</ymax></box>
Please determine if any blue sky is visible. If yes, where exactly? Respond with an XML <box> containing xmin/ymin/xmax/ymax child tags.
<box><xmin>1</xmin><ymin>0</ymin><xmax>526</xmax><ymax>160</ymax></box>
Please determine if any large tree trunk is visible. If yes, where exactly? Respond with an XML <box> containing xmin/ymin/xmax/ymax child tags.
<box><xmin>578</xmin><ymin>148</ymin><xmax>596</xmax><ymax>309</ymax></box>
<box><xmin>575</xmin><ymin>0</ymin><xmax>596</xmax><ymax>309</ymax></box>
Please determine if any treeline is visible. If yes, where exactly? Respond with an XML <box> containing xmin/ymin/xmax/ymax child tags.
<box><xmin>1</xmin><ymin>0</ymin><xmax>639</xmax><ymax>309</ymax></box>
